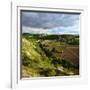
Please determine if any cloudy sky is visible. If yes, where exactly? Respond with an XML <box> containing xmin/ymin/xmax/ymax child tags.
<box><xmin>21</xmin><ymin>11</ymin><xmax>80</xmax><ymax>35</ymax></box>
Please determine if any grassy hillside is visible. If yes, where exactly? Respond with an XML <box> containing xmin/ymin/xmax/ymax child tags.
<box><xmin>22</xmin><ymin>33</ymin><xmax>79</xmax><ymax>78</ymax></box>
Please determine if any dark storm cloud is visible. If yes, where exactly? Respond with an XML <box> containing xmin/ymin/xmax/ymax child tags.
<box><xmin>21</xmin><ymin>11</ymin><xmax>80</xmax><ymax>29</ymax></box>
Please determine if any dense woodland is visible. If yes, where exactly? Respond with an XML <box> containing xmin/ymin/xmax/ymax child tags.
<box><xmin>22</xmin><ymin>33</ymin><xmax>79</xmax><ymax>78</ymax></box>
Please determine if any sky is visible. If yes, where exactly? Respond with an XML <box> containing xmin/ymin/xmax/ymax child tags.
<box><xmin>21</xmin><ymin>11</ymin><xmax>80</xmax><ymax>35</ymax></box>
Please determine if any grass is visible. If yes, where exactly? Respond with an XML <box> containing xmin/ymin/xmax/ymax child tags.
<box><xmin>22</xmin><ymin>33</ymin><xmax>79</xmax><ymax>78</ymax></box>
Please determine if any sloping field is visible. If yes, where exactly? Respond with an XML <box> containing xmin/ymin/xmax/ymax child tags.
<box><xmin>41</xmin><ymin>40</ymin><xmax>79</xmax><ymax>65</ymax></box>
<box><xmin>22</xmin><ymin>34</ymin><xmax>79</xmax><ymax>78</ymax></box>
<box><xmin>61</xmin><ymin>46</ymin><xmax>79</xmax><ymax>65</ymax></box>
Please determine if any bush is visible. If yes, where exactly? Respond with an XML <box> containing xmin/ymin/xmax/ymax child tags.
<box><xmin>51</xmin><ymin>48</ymin><xmax>56</xmax><ymax>52</ymax></box>
<box><xmin>22</xmin><ymin>54</ymin><xmax>31</xmax><ymax>66</ymax></box>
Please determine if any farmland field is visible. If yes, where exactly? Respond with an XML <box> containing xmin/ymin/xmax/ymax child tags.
<box><xmin>21</xmin><ymin>33</ymin><xmax>79</xmax><ymax>78</ymax></box>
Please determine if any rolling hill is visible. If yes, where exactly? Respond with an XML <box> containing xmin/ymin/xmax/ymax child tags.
<box><xmin>22</xmin><ymin>33</ymin><xmax>79</xmax><ymax>78</ymax></box>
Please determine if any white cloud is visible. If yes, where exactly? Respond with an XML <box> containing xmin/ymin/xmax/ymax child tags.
<box><xmin>22</xmin><ymin>26</ymin><xmax>51</xmax><ymax>34</ymax></box>
<box><xmin>22</xmin><ymin>23</ymin><xmax>80</xmax><ymax>35</ymax></box>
